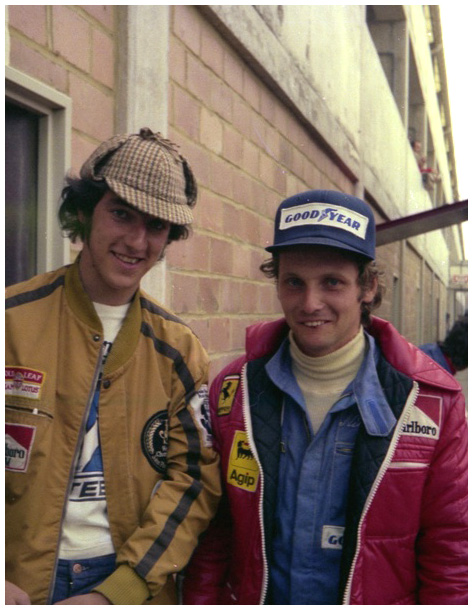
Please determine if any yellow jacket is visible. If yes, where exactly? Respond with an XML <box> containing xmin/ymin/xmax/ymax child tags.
<box><xmin>5</xmin><ymin>260</ymin><xmax>221</xmax><ymax>604</ymax></box>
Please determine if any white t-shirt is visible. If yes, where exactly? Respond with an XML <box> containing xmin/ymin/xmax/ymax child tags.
<box><xmin>58</xmin><ymin>302</ymin><xmax>129</xmax><ymax>559</ymax></box>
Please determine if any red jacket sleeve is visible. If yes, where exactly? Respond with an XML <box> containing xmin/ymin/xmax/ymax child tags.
<box><xmin>183</xmin><ymin>363</ymin><xmax>243</xmax><ymax>604</ymax></box>
<box><xmin>416</xmin><ymin>390</ymin><xmax>468</xmax><ymax>603</ymax></box>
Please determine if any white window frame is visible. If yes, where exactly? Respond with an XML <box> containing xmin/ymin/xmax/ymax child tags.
<box><xmin>5</xmin><ymin>65</ymin><xmax>72</xmax><ymax>273</ymax></box>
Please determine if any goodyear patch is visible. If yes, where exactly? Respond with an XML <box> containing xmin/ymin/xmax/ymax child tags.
<box><xmin>279</xmin><ymin>202</ymin><xmax>369</xmax><ymax>238</ymax></box>
<box><xmin>321</xmin><ymin>525</ymin><xmax>345</xmax><ymax>550</ymax></box>
<box><xmin>217</xmin><ymin>375</ymin><xmax>240</xmax><ymax>416</ymax></box>
<box><xmin>227</xmin><ymin>431</ymin><xmax>259</xmax><ymax>492</ymax></box>
<box><xmin>5</xmin><ymin>366</ymin><xmax>45</xmax><ymax>401</ymax></box>
<box><xmin>6</xmin><ymin>423</ymin><xmax>36</xmax><ymax>473</ymax></box>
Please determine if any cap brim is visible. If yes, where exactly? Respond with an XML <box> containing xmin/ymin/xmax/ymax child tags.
<box><xmin>265</xmin><ymin>235</ymin><xmax>374</xmax><ymax>260</ymax></box>
<box><xmin>106</xmin><ymin>178</ymin><xmax>193</xmax><ymax>225</ymax></box>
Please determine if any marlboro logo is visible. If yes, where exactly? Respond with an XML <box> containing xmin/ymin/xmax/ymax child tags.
<box><xmin>5</xmin><ymin>423</ymin><xmax>36</xmax><ymax>473</ymax></box>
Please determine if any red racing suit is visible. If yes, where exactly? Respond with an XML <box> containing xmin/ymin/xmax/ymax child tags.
<box><xmin>183</xmin><ymin>316</ymin><xmax>467</xmax><ymax>604</ymax></box>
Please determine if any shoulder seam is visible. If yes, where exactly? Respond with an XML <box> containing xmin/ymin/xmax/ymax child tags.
<box><xmin>140</xmin><ymin>296</ymin><xmax>188</xmax><ymax>327</ymax></box>
<box><xmin>5</xmin><ymin>275</ymin><xmax>65</xmax><ymax>310</ymax></box>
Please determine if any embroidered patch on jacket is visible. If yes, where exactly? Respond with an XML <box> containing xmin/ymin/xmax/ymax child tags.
<box><xmin>217</xmin><ymin>375</ymin><xmax>240</xmax><ymax>416</ymax></box>
<box><xmin>227</xmin><ymin>431</ymin><xmax>259</xmax><ymax>492</ymax></box>
<box><xmin>5</xmin><ymin>423</ymin><xmax>36</xmax><ymax>473</ymax></box>
<box><xmin>189</xmin><ymin>385</ymin><xmax>213</xmax><ymax>447</ymax></box>
<box><xmin>141</xmin><ymin>410</ymin><xmax>169</xmax><ymax>473</ymax></box>
<box><xmin>321</xmin><ymin>525</ymin><xmax>345</xmax><ymax>550</ymax></box>
<box><xmin>5</xmin><ymin>366</ymin><xmax>45</xmax><ymax>401</ymax></box>
<box><xmin>401</xmin><ymin>396</ymin><xmax>441</xmax><ymax>439</ymax></box>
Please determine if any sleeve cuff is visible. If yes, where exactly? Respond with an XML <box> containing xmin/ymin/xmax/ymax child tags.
<box><xmin>94</xmin><ymin>564</ymin><xmax>150</xmax><ymax>605</ymax></box>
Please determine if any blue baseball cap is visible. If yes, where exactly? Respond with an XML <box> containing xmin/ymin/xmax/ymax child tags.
<box><xmin>266</xmin><ymin>189</ymin><xmax>376</xmax><ymax>260</ymax></box>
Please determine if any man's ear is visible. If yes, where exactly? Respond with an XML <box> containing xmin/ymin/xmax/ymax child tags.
<box><xmin>361</xmin><ymin>276</ymin><xmax>378</xmax><ymax>304</ymax></box>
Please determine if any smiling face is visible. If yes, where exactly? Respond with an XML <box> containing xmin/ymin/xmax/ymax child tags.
<box><xmin>79</xmin><ymin>191</ymin><xmax>171</xmax><ymax>305</ymax></box>
<box><xmin>277</xmin><ymin>246</ymin><xmax>377</xmax><ymax>358</ymax></box>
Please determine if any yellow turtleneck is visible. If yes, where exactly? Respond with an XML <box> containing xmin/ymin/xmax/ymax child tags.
<box><xmin>289</xmin><ymin>326</ymin><xmax>366</xmax><ymax>435</ymax></box>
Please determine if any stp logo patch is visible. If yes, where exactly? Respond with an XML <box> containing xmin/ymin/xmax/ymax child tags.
<box><xmin>227</xmin><ymin>431</ymin><xmax>259</xmax><ymax>492</ymax></box>
<box><xmin>5</xmin><ymin>423</ymin><xmax>36</xmax><ymax>473</ymax></box>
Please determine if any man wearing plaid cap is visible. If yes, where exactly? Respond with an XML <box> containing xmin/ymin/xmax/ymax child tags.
<box><xmin>5</xmin><ymin>128</ymin><xmax>221</xmax><ymax>604</ymax></box>
<box><xmin>184</xmin><ymin>190</ymin><xmax>467</xmax><ymax>604</ymax></box>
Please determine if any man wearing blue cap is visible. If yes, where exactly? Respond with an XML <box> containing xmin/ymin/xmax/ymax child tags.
<box><xmin>183</xmin><ymin>190</ymin><xmax>467</xmax><ymax>605</ymax></box>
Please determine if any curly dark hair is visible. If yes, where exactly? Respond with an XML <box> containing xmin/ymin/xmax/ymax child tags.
<box><xmin>440</xmin><ymin>315</ymin><xmax>468</xmax><ymax>370</ymax></box>
<box><xmin>260</xmin><ymin>248</ymin><xmax>385</xmax><ymax>327</ymax></box>
<box><xmin>58</xmin><ymin>176</ymin><xmax>190</xmax><ymax>244</ymax></box>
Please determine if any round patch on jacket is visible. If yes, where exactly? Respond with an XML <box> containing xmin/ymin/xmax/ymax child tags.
<box><xmin>141</xmin><ymin>410</ymin><xmax>169</xmax><ymax>473</ymax></box>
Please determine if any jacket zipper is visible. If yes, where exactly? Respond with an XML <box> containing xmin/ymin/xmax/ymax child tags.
<box><xmin>342</xmin><ymin>381</ymin><xmax>419</xmax><ymax>604</ymax></box>
<box><xmin>241</xmin><ymin>362</ymin><xmax>269</xmax><ymax>605</ymax></box>
<box><xmin>46</xmin><ymin>341</ymin><xmax>107</xmax><ymax>603</ymax></box>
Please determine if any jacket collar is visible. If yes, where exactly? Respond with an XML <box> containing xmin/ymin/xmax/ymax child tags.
<box><xmin>65</xmin><ymin>258</ymin><xmax>142</xmax><ymax>373</ymax></box>
<box><xmin>245</xmin><ymin>316</ymin><xmax>461</xmax><ymax>393</ymax></box>
<box><xmin>367</xmin><ymin>316</ymin><xmax>461</xmax><ymax>392</ymax></box>
<box><xmin>266</xmin><ymin>333</ymin><xmax>396</xmax><ymax>437</ymax></box>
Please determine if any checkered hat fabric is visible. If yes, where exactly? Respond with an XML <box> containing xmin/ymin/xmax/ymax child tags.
<box><xmin>80</xmin><ymin>128</ymin><xmax>197</xmax><ymax>225</ymax></box>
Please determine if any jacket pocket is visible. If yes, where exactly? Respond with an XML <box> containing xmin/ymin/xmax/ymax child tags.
<box><xmin>5</xmin><ymin>405</ymin><xmax>53</xmax><ymax>502</ymax></box>
<box><xmin>388</xmin><ymin>461</ymin><xmax>429</xmax><ymax>469</ymax></box>
<box><xmin>364</xmin><ymin>465</ymin><xmax>430</xmax><ymax>537</ymax></box>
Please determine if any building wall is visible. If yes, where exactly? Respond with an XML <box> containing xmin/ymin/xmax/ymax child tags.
<box><xmin>5</xmin><ymin>5</ymin><xmax>457</xmax><ymax>372</ymax></box>
<box><xmin>165</xmin><ymin>6</ymin><xmax>362</xmax><ymax>371</ymax></box>
<box><xmin>7</xmin><ymin>5</ymin><xmax>117</xmax><ymax>169</ymax></box>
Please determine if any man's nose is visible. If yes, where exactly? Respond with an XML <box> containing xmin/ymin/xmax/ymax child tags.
<box><xmin>125</xmin><ymin>221</ymin><xmax>148</xmax><ymax>249</ymax></box>
<box><xmin>301</xmin><ymin>287</ymin><xmax>324</xmax><ymax>313</ymax></box>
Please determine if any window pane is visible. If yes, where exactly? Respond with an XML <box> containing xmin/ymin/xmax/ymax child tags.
<box><xmin>5</xmin><ymin>102</ymin><xmax>39</xmax><ymax>286</ymax></box>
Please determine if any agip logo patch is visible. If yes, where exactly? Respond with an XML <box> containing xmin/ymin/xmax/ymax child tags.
<box><xmin>217</xmin><ymin>375</ymin><xmax>240</xmax><ymax>416</ymax></box>
<box><xmin>227</xmin><ymin>431</ymin><xmax>259</xmax><ymax>492</ymax></box>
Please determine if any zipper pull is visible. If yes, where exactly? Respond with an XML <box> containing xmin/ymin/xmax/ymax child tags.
<box><xmin>280</xmin><ymin>441</ymin><xmax>286</xmax><ymax>453</ymax></box>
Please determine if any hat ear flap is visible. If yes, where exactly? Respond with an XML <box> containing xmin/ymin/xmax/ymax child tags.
<box><xmin>181</xmin><ymin>157</ymin><xmax>197</xmax><ymax>208</ymax></box>
<box><xmin>80</xmin><ymin>134</ymin><xmax>129</xmax><ymax>181</ymax></box>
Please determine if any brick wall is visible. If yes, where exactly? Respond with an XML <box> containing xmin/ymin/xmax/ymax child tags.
<box><xmin>8</xmin><ymin>5</ymin><xmax>117</xmax><ymax>171</ymax></box>
<box><xmin>422</xmin><ymin>264</ymin><xmax>435</xmax><ymax>344</ymax></box>
<box><xmin>7</xmin><ymin>5</ymin><xmax>446</xmax><ymax>368</ymax></box>
<box><xmin>166</xmin><ymin>6</ymin><xmax>359</xmax><ymax>372</ymax></box>
<box><xmin>403</xmin><ymin>244</ymin><xmax>423</xmax><ymax>344</ymax></box>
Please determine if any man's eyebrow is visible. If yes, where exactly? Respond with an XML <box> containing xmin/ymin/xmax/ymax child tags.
<box><xmin>107</xmin><ymin>196</ymin><xmax>133</xmax><ymax>208</ymax></box>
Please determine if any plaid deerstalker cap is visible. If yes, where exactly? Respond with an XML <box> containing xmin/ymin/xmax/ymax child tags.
<box><xmin>80</xmin><ymin>127</ymin><xmax>197</xmax><ymax>225</ymax></box>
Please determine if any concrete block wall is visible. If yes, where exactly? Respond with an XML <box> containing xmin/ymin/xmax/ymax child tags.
<box><xmin>165</xmin><ymin>6</ymin><xmax>358</xmax><ymax>372</ymax></box>
<box><xmin>6</xmin><ymin>5</ymin><xmax>449</xmax><ymax>370</ymax></box>
<box><xmin>8</xmin><ymin>5</ymin><xmax>117</xmax><ymax>172</ymax></box>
